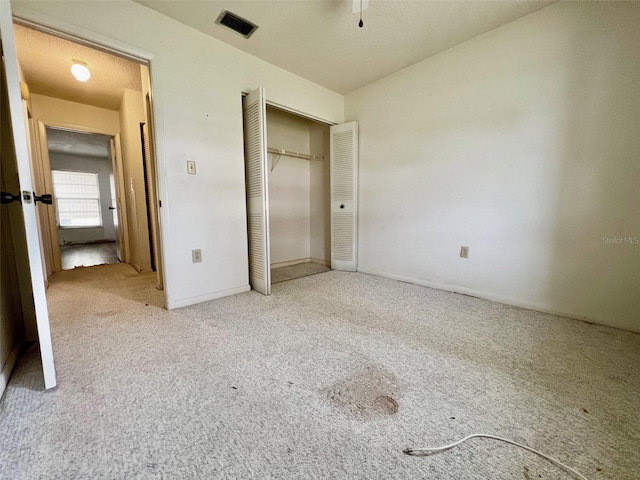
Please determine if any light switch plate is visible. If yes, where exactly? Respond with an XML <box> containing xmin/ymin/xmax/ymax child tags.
<box><xmin>187</xmin><ymin>160</ymin><xmax>196</xmax><ymax>175</ymax></box>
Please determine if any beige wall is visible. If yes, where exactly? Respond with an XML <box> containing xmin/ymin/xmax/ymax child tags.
<box><xmin>346</xmin><ymin>1</ymin><xmax>640</xmax><ymax>332</ymax></box>
<box><xmin>30</xmin><ymin>94</ymin><xmax>120</xmax><ymax>135</ymax></box>
<box><xmin>267</xmin><ymin>107</ymin><xmax>311</xmax><ymax>265</ymax></box>
<box><xmin>118</xmin><ymin>88</ymin><xmax>151</xmax><ymax>272</ymax></box>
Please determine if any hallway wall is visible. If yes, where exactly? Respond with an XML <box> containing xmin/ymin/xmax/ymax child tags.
<box><xmin>30</xmin><ymin>94</ymin><xmax>120</xmax><ymax>135</ymax></box>
<box><xmin>118</xmin><ymin>88</ymin><xmax>151</xmax><ymax>273</ymax></box>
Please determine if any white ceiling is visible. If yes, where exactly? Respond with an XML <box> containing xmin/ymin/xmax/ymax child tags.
<box><xmin>46</xmin><ymin>128</ymin><xmax>111</xmax><ymax>158</ymax></box>
<box><xmin>135</xmin><ymin>0</ymin><xmax>555</xmax><ymax>94</ymax></box>
<box><xmin>13</xmin><ymin>23</ymin><xmax>142</xmax><ymax>110</ymax></box>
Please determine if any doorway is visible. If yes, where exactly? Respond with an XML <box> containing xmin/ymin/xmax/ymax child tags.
<box><xmin>13</xmin><ymin>21</ymin><xmax>164</xmax><ymax>287</ymax></box>
<box><xmin>1</xmin><ymin>11</ymin><xmax>167</xmax><ymax>390</ymax></box>
<box><xmin>45</xmin><ymin>128</ymin><xmax>119</xmax><ymax>270</ymax></box>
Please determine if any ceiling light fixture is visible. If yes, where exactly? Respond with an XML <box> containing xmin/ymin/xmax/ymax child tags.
<box><xmin>71</xmin><ymin>61</ymin><xmax>90</xmax><ymax>82</ymax></box>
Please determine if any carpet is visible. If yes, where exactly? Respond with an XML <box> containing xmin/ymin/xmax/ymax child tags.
<box><xmin>1</xmin><ymin>263</ymin><xmax>638</xmax><ymax>479</ymax></box>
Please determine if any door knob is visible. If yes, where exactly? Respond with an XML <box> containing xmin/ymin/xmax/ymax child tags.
<box><xmin>1</xmin><ymin>191</ymin><xmax>21</xmax><ymax>204</ymax></box>
<box><xmin>108</xmin><ymin>206</ymin><xmax>116</xmax><ymax>210</ymax></box>
<box><xmin>34</xmin><ymin>193</ymin><xmax>53</xmax><ymax>205</ymax></box>
<box><xmin>340</xmin><ymin>204</ymin><xmax>345</xmax><ymax>209</ymax></box>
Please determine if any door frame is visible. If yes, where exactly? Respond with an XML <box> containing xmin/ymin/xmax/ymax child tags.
<box><xmin>37</xmin><ymin>123</ymin><xmax>129</xmax><ymax>271</ymax></box>
<box><xmin>12</xmin><ymin>13</ymin><xmax>167</xmax><ymax>299</ymax></box>
<box><xmin>243</xmin><ymin>90</ymin><xmax>353</xmax><ymax>288</ymax></box>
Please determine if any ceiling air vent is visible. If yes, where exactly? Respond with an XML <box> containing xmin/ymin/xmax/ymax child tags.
<box><xmin>215</xmin><ymin>10</ymin><xmax>259</xmax><ymax>39</ymax></box>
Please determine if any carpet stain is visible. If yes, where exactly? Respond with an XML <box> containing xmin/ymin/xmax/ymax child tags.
<box><xmin>374</xmin><ymin>395</ymin><xmax>398</xmax><ymax>414</ymax></box>
<box><xmin>327</xmin><ymin>366</ymin><xmax>399</xmax><ymax>418</ymax></box>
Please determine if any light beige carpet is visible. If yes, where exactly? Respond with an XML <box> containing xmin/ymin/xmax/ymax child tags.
<box><xmin>1</xmin><ymin>263</ymin><xmax>638</xmax><ymax>479</ymax></box>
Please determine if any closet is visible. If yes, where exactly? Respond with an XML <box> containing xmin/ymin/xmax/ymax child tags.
<box><xmin>266</xmin><ymin>105</ymin><xmax>330</xmax><ymax>284</ymax></box>
<box><xmin>242</xmin><ymin>88</ymin><xmax>358</xmax><ymax>295</ymax></box>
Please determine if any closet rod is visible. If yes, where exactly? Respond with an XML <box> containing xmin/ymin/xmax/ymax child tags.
<box><xmin>267</xmin><ymin>147</ymin><xmax>324</xmax><ymax>161</ymax></box>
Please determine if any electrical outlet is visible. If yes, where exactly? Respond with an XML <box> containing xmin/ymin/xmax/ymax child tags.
<box><xmin>460</xmin><ymin>246</ymin><xmax>469</xmax><ymax>258</ymax></box>
<box><xmin>192</xmin><ymin>249</ymin><xmax>202</xmax><ymax>263</ymax></box>
<box><xmin>187</xmin><ymin>160</ymin><xmax>196</xmax><ymax>175</ymax></box>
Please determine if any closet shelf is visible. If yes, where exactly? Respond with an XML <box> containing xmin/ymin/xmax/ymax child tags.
<box><xmin>267</xmin><ymin>147</ymin><xmax>324</xmax><ymax>162</ymax></box>
<box><xmin>268</xmin><ymin>147</ymin><xmax>324</xmax><ymax>172</ymax></box>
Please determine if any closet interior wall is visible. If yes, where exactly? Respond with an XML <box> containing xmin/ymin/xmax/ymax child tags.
<box><xmin>266</xmin><ymin>106</ymin><xmax>330</xmax><ymax>268</ymax></box>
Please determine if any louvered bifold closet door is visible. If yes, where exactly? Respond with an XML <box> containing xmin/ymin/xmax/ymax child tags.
<box><xmin>330</xmin><ymin>122</ymin><xmax>358</xmax><ymax>271</ymax></box>
<box><xmin>243</xmin><ymin>88</ymin><xmax>271</xmax><ymax>295</ymax></box>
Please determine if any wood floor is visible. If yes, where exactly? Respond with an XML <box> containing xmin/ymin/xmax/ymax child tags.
<box><xmin>60</xmin><ymin>242</ymin><xmax>119</xmax><ymax>270</ymax></box>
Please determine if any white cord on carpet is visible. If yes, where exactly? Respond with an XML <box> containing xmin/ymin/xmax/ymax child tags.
<box><xmin>403</xmin><ymin>433</ymin><xmax>589</xmax><ymax>480</ymax></box>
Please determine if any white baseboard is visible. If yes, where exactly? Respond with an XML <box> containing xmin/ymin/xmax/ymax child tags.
<box><xmin>310</xmin><ymin>257</ymin><xmax>330</xmax><ymax>267</ymax></box>
<box><xmin>271</xmin><ymin>258</ymin><xmax>311</xmax><ymax>269</ymax></box>
<box><xmin>0</xmin><ymin>343</ymin><xmax>22</xmax><ymax>400</ymax></box>
<box><xmin>167</xmin><ymin>285</ymin><xmax>251</xmax><ymax>309</ymax></box>
<box><xmin>271</xmin><ymin>257</ymin><xmax>331</xmax><ymax>269</ymax></box>
<box><xmin>357</xmin><ymin>268</ymin><xmax>639</xmax><ymax>333</ymax></box>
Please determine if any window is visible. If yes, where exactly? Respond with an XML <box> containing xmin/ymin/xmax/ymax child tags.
<box><xmin>52</xmin><ymin>170</ymin><xmax>102</xmax><ymax>228</ymax></box>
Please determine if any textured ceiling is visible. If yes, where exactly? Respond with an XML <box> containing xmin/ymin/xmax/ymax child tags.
<box><xmin>47</xmin><ymin>128</ymin><xmax>111</xmax><ymax>158</ymax></box>
<box><xmin>135</xmin><ymin>0</ymin><xmax>555</xmax><ymax>94</ymax></box>
<box><xmin>13</xmin><ymin>23</ymin><xmax>142</xmax><ymax>110</ymax></box>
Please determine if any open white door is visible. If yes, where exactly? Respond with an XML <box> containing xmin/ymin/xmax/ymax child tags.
<box><xmin>1</xmin><ymin>3</ymin><xmax>56</xmax><ymax>389</ymax></box>
<box><xmin>243</xmin><ymin>88</ymin><xmax>271</xmax><ymax>295</ymax></box>
<box><xmin>330</xmin><ymin>121</ymin><xmax>359</xmax><ymax>272</ymax></box>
